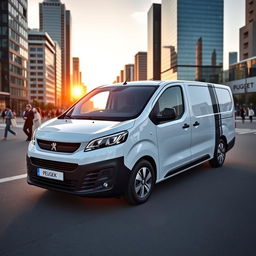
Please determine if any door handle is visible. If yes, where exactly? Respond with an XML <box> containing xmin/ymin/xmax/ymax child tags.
<box><xmin>182</xmin><ymin>123</ymin><xmax>190</xmax><ymax>129</ymax></box>
<box><xmin>193</xmin><ymin>121</ymin><xmax>200</xmax><ymax>127</ymax></box>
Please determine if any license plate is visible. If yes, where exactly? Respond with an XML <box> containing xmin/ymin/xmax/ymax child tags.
<box><xmin>37</xmin><ymin>168</ymin><xmax>64</xmax><ymax>181</ymax></box>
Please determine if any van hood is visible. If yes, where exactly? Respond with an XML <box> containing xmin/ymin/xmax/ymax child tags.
<box><xmin>36</xmin><ymin>118</ymin><xmax>135</xmax><ymax>143</ymax></box>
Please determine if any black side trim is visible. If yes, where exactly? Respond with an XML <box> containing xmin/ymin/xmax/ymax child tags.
<box><xmin>227</xmin><ymin>137</ymin><xmax>235</xmax><ymax>152</ymax></box>
<box><xmin>208</xmin><ymin>84</ymin><xmax>222</xmax><ymax>156</ymax></box>
<box><xmin>164</xmin><ymin>154</ymin><xmax>210</xmax><ymax>178</ymax></box>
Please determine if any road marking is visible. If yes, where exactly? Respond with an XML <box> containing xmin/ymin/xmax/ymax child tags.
<box><xmin>236</xmin><ymin>128</ymin><xmax>256</xmax><ymax>135</ymax></box>
<box><xmin>0</xmin><ymin>173</ymin><xmax>27</xmax><ymax>184</ymax></box>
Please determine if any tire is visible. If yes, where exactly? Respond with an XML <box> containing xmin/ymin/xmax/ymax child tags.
<box><xmin>125</xmin><ymin>159</ymin><xmax>155</xmax><ymax>205</ymax></box>
<box><xmin>209</xmin><ymin>139</ymin><xmax>226</xmax><ymax>168</ymax></box>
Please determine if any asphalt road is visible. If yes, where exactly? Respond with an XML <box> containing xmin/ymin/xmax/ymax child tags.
<box><xmin>0</xmin><ymin>121</ymin><xmax>256</xmax><ymax>256</ymax></box>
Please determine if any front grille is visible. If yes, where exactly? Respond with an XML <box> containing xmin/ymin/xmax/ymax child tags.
<box><xmin>37</xmin><ymin>139</ymin><xmax>80</xmax><ymax>153</ymax></box>
<box><xmin>30</xmin><ymin>157</ymin><xmax>78</xmax><ymax>171</ymax></box>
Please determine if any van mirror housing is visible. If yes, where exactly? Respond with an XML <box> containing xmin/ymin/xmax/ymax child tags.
<box><xmin>150</xmin><ymin>108</ymin><xmax>177</xmax><ymax>124</ymax></box>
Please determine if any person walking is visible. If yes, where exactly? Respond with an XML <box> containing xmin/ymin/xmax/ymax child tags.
<box><xmin>23</xmin><ymin>104</ymin><xmax>34</xmax><ymax>141</ymax></box>
<box><xmin>248</xmin><ymin>107</ymin><xmax>255</xmax><ymax>123</ymax></box>
<box><xmin>241</xmin><ymin>107</ymin><xmax>246</xmax><ymax>124</ymax></box>
<box><xmin>1</xmin><ymin>106</ymin><xmax>16</xmax><ymax>141</ymax></box>
<box><xmin>33</xmin><ymin>107</ymin><xmax>42</xmax><ymax>131</ymax></box>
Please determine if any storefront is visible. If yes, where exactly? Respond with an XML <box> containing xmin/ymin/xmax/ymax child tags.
<box><xmin>225</xmin><ymin>76</ymin><xmax>256</xmax><ymax>106</ymax></box>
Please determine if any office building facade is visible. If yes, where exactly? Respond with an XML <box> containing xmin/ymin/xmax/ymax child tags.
<box><xmin>222</xmin><ymin>56</ymin><xmax>256</xmax><ymax>105</ymax></box>
<box><xmin>147</xmin><ymin>3</ymin><xmax>161</xmax><ymax>80</ymax></box>
<box><xmin>240</xmin><ymin>0</ymin><xmax>256</xmax><ymax>61</ymax></box>
<box><xmin>229</xmin><ymin>52</ymin><xmax>238</xmax><ymax>66</ymax></box>
<box><xmin>39</xmin><ymin>0</ymin><xmax>72</xmax><ymax>106</ymax></box>
<box><xmin>134</xmin><ymin>52</ymin><xmax>147</xmax><ymax>81</ymax></box>
<box><xmin>28</xmin><ymin>30</ymin><xmax>61</xmax><ymax>107</ymax></box>
<box><xmin>124</xmin><ymin>64</ymin><xmax>134</xmax><ymax>82</ymax></box>
<box><xmin>73</xmin><ymin>57</ymin><xmax>80</xmax><ymax>86</ymax></box>
<box><xmin>0</xmin><ymin>0</ymin><xmax>28</xmax><ymax>115</ymax></box>
<box><xmin>161</xmin><ymin>0</ymin><xmax>223</xmax><ymax>82</ymax></box>
<box><xmin>120</xmin><ymin>70</ymin><xmax>124</xmax><ymax>82</ymax></box>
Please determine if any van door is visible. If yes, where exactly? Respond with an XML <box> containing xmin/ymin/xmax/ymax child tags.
<box><xmin>187</xmin><ymin>85</ymin><xmax>216</xmax><ymax>160</ymax></box>
<box><xmin>150</xmin><ymin>85</ymin><xmax>191</xmax><ymax>178</ymax></box>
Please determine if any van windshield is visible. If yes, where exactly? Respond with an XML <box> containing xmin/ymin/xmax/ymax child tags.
<box><xmin>60</xmin><ymin>86</ymin><xmax>157</xmax><ymax>121</ymax></box>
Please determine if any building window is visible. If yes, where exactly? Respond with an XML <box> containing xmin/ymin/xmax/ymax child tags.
<box><xmin>244</xmin><ymin>31</ymin><xmax>248</xmax><ymax>39</ymax></box>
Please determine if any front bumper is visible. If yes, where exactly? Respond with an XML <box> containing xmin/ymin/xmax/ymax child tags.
<box><xmin>27</xmin><ymin>156</ymin><xmax>130</xmax><ymax>197</ymax></box>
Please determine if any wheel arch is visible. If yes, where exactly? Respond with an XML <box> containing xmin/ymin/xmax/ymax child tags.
<box><xmin>133</xmin><ymin>155</ymin><xmax>157</xmax><ymax>183</ymax></box>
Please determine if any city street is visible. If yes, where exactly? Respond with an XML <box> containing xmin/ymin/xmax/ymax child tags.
<box><xmin>0</xmin><ymin>121</ymin><xmax>256</xmax><ymax>256</ymax></box>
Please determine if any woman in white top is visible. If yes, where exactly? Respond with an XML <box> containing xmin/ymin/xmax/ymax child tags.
<box><xmin>33</xmin><ymin>107</ymin><xmax>42</xmax><ymax>131</ymax></box>
<box><xmin>248</xmin><ymin>107</ymin><xmax>255</xmax><ymax>123</ymax></box>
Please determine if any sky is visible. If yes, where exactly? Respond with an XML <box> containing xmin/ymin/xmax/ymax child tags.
<box><xmin>28</xmin><ymin>0</ymin><xmax>245</xmax><ymax>91</ymax></box>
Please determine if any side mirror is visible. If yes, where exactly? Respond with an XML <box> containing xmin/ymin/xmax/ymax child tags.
<box><xmin>151</xmin><ymin>108</ymin><xmax>177</xmax><ymax>124</ymax></box>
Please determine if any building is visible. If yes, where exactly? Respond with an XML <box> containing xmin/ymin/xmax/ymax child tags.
<box><xmin>28</xmin><ymin>30</ymin><xmax>61</xmax><ymax>107</ymax></box>
<box><xmin>124</xmin><ymin>64</ymin><xmax>134</xmax><ymax>82</ymax></box>
<box><xmin>55</xmin><ymin>42</ymin><xmax>62</xmax><ymax>107</ymax></box>
<box><xmin>240</xmin><ymin>0</ymin><xmax>256</xmax><ymax>61</ymax></box>
<box><xmin>147</xmin><ymin>3</ymin><xmax>161</xmax><ymax>80</ymax></box>
<box><xmin>120</xmin><ymin>70</ymin><xmax>124</xmax><ymax>82</ymax></box>
<box><xmin>39</xmin><ymin>0</ymin><xmax>72</xmax><ymax>106</ymax></box>
<box><xmin>161</xmin><ymin>0</ymin><xmax>223</xmax><ymax>83</ymax></box>
<box><xmin>134</xmin><ymin>52</ymin><xmax>147</xmax><ymax>81</ymax></box>
<box><xmin>229</xmin><ymin>52</ymin><xmax>238</xmax><ymax>66</ymax></box>
<box><xmin>223</xmin><ymin>56</ymin><xmax>256</xmax><ymax>106</ymax></box>
<box><xmin>0</xmin><ymin>0</ymin><xmax>28</xmax><ymax>115</ymax></box>
<box><xmin>73</xmin><ymin>57</ymin><xmax>80</xmax><ymax>86</ymax></box>
<box><xmin>116</xmin><ymin>76</ymin><xmax>120</xmax><ymax>83</ymax></box>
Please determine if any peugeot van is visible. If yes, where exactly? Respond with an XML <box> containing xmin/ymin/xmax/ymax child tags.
<box><xmin>27</xmin><ymin>81</ymin><xmax>235</xmax><ymax>204</ymax></box>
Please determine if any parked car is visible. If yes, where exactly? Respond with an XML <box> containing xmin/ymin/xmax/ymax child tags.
<box><xmin>27</xmin><ymin>80</ymin><xmax>235</xmax><ymax>204</ymax></box>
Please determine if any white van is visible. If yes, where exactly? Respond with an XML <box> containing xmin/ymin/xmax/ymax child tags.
<box><xmin>27</xmin><ymin>81</ymin><xmax>235</xmax><ymax>204</ymax></box>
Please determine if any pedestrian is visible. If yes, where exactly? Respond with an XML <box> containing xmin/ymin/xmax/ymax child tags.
<box><xmin>241</xmin><ymin>107</ymin><xmax>246</xmax><ymax>124</ymax></box>
<box><xmin>1</xmin><ymin>106</ymin><xmax>16</xmax><ymax>141</ymax></box>
<box><xmin>248</xmin><ymin>107</ymin><xmax>255</xmax><ymax>123</ymax></box>
<box><xmin>33</xmin><ymin>107</ymin><xmax>42</xmax><ymax>131</ymax></box>
<box><xmin>23</xmin><ymin>104</ymin><xmax>34</xmax><ymax>141</ymax></box>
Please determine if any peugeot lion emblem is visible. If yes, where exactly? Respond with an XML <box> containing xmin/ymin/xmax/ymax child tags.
<box><xmin>51</xmin><ymin>142</ymin><xmax>57</xmax><ymax>151</ymax></box>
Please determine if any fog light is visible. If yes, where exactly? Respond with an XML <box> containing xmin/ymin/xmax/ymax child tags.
<box><xmin>103</xmin><ymin>182</ymin><xmax>108</xmax><ymax>188</ymax></box>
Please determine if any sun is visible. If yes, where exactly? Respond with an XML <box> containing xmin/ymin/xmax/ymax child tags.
<box><xmin>72</xmin><ymin>86</ymin><xmax>83</xmax><ymax>99</ymax></box>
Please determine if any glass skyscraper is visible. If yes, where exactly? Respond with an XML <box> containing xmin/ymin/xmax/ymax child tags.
<box><xmin>39</xmin><ymin>0</ymin><xmax>72</xmax><ymax>106</ymax></box>
<box><xmin>147</xmin><ymin>3</ymin><xmax>161</xmax><ymax>81</ymax></box>
<box><xmin>161</xmin><ymin>0</ymin><xmax>223</xmax><ymax>83</ymax></box>
<box><xmin>0</xmin><ymin>0</ymin><xmax>28</xmax><ymax>115</ymax></box>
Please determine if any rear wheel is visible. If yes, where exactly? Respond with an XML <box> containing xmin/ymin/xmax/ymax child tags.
<box><xmin>209</xmin><ymin>139</ymin><xmax>226</xmax><ymax>168</ymax></box>
<box><xmin>125</xmin><ymin>159</ymin><xmax>155</xmax><ymax>205</ymax></box>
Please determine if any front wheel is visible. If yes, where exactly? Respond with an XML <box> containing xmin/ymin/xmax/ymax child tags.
<box><xmin>209</xmin><ymin>139</ymin><xmax>226</xmax><ymax>168</ymax></box>
<box><xmin>125</xmin><ymin>160</ymin><xmax>155</xmax><ymax>205</ymax></box>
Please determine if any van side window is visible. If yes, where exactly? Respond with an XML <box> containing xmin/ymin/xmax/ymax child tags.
<box><xmin>152</xmin><ymin>86</ymin><xmax>184</xmax><ymax>120</ymax></box>
<box><xmin>215</xmin><ymin>88</ymin><xmax>232</xmax><ymax>112</ymax></box>
<box><xmin>188</xmin><ymin>86</ymin><xmax>212</xmax><ymax>116</ymax></box>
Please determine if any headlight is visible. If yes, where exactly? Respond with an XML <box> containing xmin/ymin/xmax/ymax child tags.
<box><xmin>85</xmin><ymin>131</ymin><xmax>128</xmax><ymax>152</ymax></box>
